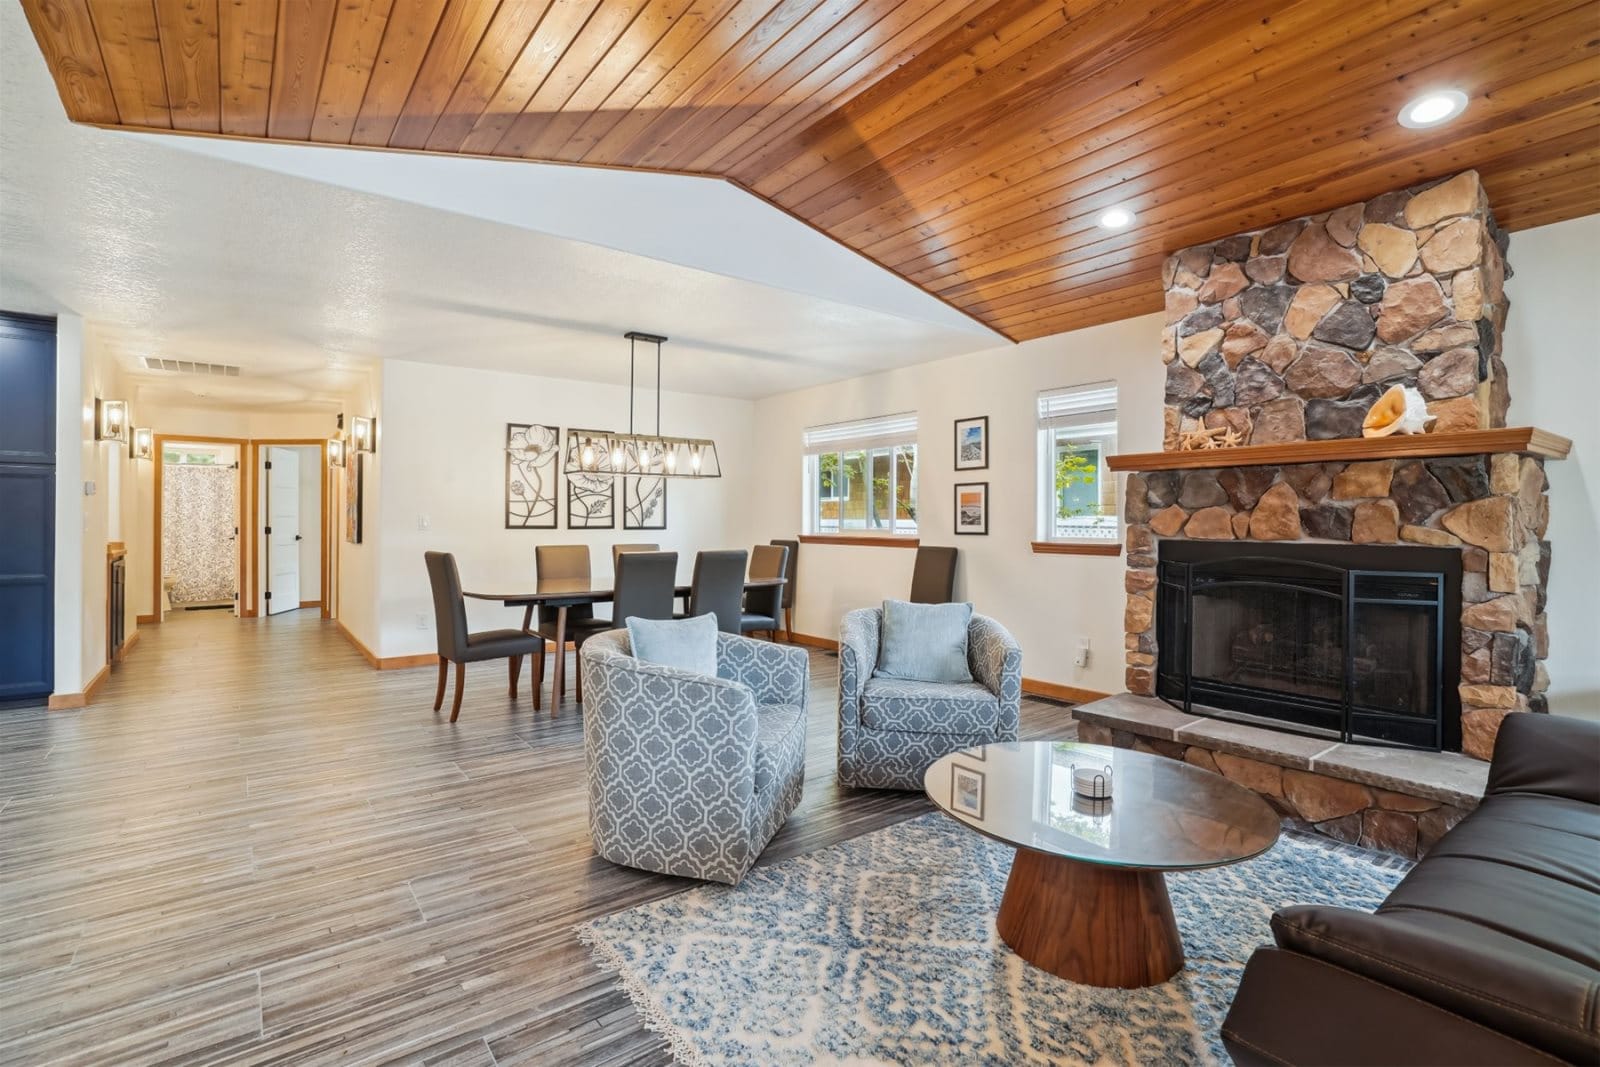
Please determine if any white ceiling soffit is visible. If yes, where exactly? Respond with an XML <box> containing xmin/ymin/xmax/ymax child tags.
<box><xmin>154</xmin><ymin>135</ymin><xmax>997</xmax><ymax>339</ymax></box>
<box><xmin>0</xmin><ymin>0</ymin><xmax>1000</xmax><ymax>405</ymax></box>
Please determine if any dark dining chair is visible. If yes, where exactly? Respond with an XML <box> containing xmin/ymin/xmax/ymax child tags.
<box><xmin>741</xmin><ymin>544</ymin><xmax>787</xmax><ymax>640</ymax></box>
<box><xmin>611</xmin><ymin>543</ymin><xmax>660</xmax><ymax>570</ymax></box>
<box><xmin>909</xmin><ymin>546</ymin><xmax>958</xmax><ymax>604</ymax></box>
<box><xmin>533</xmin><ymin>544</ymin><xmax>610</xmax><ymax>700</ymax></box>
<box><xmin>769</xmin><ymin>538</ymin><xmax>798</xmax><ymax>639</ymax></box>
<box><xmin>611</xmin><ymin>550</ymin><xmax>678</xmax><ymax>626</ymax></box>
<box><xmin>686</xmin><ymin>550</ymin><xmax>749</xmax><ymax>634</ymax></box>
<box><xmin>425</xmin><ymin>551</ymin><xmax>546</xmax><ymax>722</ymax></box>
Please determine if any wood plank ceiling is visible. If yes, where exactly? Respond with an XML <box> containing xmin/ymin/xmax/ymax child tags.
<box><xmin>20</xmin><ymin>0</ymin><xmax>1600</xmax><ymax>342</ymax></box>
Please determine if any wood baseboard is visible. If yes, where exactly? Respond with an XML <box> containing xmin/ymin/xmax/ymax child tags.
<box><xmin>336</xmin><ymin>619</ymin><xmax>439</xmax><ymax>671</ymax></box>
<box><xmin>299</xmin><ymin>599</ymin><xmax>321</xmax><ymax>609</ymax></box>
<box><xmin>784</xmin><ymin>631</ymin><xmax>838</xmax><ymax>651</ymax></box>
<box><xmin>136</xmin><ymin>613</ymin><xmax>158</xmax><ymax>624</ymax></box>
<box><xmin>48</xmin><ymin>662</ymin><xmax>111</xmax><ymax>711</ymax></box>
<box><xmin>1022</xmin><ymin>677</ymin><xmax>1109</xmax><ymax>705</ymax></box>
<box><xmin>117</xmin><ymin>629</ymin><xmax>141</xmax><ymax>661</ymax></box>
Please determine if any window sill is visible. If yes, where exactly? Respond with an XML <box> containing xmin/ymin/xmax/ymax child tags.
<box><xmin>1031</xmin><ymin>541</ymin><xmax>1122</xmax><ymax>557</ymax></box>
<box><xmin>799</xmin><ymin>534</ymin><xmax>921</xmax><ymax>549</ymax></box>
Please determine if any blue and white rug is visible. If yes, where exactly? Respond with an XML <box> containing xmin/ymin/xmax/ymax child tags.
<box><xmin>577</xmin><ymin>813</ymin><xmax>1407</xmax><ymax>1066</ymax></box>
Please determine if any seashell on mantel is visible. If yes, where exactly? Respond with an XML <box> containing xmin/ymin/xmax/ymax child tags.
<box><xmin>1362</xmin><ymin>384</ymin><xmax>1436</xmax><ymax>437</ymax></box>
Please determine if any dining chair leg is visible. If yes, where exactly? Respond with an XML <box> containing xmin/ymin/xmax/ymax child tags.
<box><xmin>784</xmin><ymin>607</ymin><xmax>794</xmax><ymax>643</ymax></box>
<box><xmin>433</xmin><ymin>658</ymin><xmax>448</xmax><ymax>712</ymax></box>
<box><xmin>551</xmin><ymin>608</ymin><xmax>568</xmax><ymax>711</ymax></box>
<box><xmin>575</xmin><ymin>653</ymin><xmax>584</xmax><ymax>704</ymax></box>
<box><xmin>450</xmin><ymin>660</ymin><xmax>466</xmax><ymax>722</ymax></box>
<box><xmin>532</xmin><ymin>643</ymin><xmax>544</xmax><ymax>712</ymax></box>
<box><xmin>508</xmin><ymin>653</ymin><xmax>521</xmax><ymax>699</ymax></box>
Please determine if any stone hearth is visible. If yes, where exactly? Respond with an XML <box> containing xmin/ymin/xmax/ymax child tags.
<box><xmin>1074</xmin><ymin>694</ymin><xmax>1487</xmax><ymax>859</ymax></box>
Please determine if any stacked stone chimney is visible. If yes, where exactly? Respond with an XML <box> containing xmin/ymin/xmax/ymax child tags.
<box><xmin>1125</xmin><ymin>171</ymin><xmax>1552</xmax><ymax>761</ymax></box>
<box><xmin>1160</xmin><ymin>170</ymin><xmax>1511</xmax><ymax>447</ymax></box>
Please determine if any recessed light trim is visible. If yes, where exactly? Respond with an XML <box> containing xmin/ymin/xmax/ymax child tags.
<box><xmin>1098</xmin><ymin>206</ymin><xmax>1135</xmax><ymax>230</ymax></box>
<box><xmin>1398</xmin><ymin>89</ymin><xmax>1468</xmax><ymax>129</ymax></box>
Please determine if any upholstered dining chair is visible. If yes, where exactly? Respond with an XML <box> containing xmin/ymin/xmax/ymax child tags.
<box><xmin>424</xmin><ymin>551</ymin><xmax>546</xmax><ymax>722</ymax></box>
<box><xmin>611</xmin><ymin>542</ymin><xmax>659</xmax><ymax>569</ymax></box>
<box><xmin>533</xmin><ymin>544</ymin><xmax>611</xmax><ymax>700</ymax></box>
<box><xmin>686</xmin><ymin>549</ymin><xmax>748</xmax><ymax>634</ymax></box>
<box><xmin>836</xmin><ymin>606</ymin><xmax>1022</xmax><ymax>789</ymax></box>
<box><xmin>909</xmin><ymin>546</ymin><xmax>958</xmax><ymax>603</ymax></box>
<box><xmin>770</xmin><ymin>538</ymin><xmax>799</xmax><ymax>639</ymax></box>
<box><xmin>741</xmin><ymin>544</ymin><xmax>788</xmax><ymax>640</ymax></box>
<box><xmin>611</xmin><ymin>550</ymin><xmax>677</xmax><ymax>626</ymax></box>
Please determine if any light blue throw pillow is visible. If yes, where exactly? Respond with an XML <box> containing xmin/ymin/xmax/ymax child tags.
<box><xmin>875</xmin><ymin>599</ymin><xmax>973</xmax><ymax>684</ymax></box>
<box><xmin>627</xmin><ymin>614</ymin><xmax>718</xmax><ymax>677</ymax></box>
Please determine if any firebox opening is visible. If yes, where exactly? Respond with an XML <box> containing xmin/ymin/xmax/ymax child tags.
<box><xmin>1156</xmin><ymin>541</ymin><xmax>1463</xmax><ymax>752</ymax></box>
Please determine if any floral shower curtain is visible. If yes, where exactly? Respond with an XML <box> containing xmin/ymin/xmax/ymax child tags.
<box><xmin>162</xmin><ymin>463</ymin><xmax>237</xmax><ymax>604</ymax></box>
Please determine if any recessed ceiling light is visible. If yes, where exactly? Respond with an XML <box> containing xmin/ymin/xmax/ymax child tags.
<box><xmin>1098</xmin><ymin>206</ymin><xmax>1136</xmax><ymax>230</ymax></box>
<box><xmin>1398</xmin><ymin>89</ymin><xmax>1468</xmax><ymax>129</ymax></box>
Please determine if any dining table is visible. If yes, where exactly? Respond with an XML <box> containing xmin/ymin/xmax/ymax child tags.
<box><xmin>464</xmin><ymin>576</ymin><xmax>786</xmax><ymax>708</ymax></box>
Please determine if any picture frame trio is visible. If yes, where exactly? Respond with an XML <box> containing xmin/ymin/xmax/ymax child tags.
<box><xmin>504</xmin><ymin>423</ymin><xmax>667</xmax><ymax>531</ymax></box>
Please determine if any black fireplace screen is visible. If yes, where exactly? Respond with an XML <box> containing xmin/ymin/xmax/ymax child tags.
<box><xmin>1157</xmin><ymin>543</ymin><xmax>1462</xmax><ymax>751</ymax></box>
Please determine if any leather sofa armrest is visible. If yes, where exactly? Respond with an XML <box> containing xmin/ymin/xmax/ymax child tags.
<box><xmin>1272</xmin><ymin>905</ymin><xmax>1600</xmax><ymax>1064</ymax></box>
<box><xmin>1486</xmin><ymin>711</ymin><xmax>1600</xmax><ymax>805</ymax></box>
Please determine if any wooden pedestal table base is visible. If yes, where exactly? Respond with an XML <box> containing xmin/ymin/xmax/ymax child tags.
<box><xmin>996</xmin><ymin>847</ymin><xmax>1185</xmax><ymax>988</ymax></box>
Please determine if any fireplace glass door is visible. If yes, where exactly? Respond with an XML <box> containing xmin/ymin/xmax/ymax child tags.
<box><xmin>1157</xmin><ymin>546</ymin><xmax>1456</xmax><ymax>751</ymax></box>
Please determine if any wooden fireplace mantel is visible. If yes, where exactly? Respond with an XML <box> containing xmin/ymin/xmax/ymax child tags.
<box><xmin>1106</xmin><ymin>428</ymin><xmax>1571</xmax><ymax>472</ymax></box>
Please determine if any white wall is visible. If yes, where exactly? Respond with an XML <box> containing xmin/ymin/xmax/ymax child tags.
<box><xmin>369</xmin><ymin>359</ymin><xmax>758</xmax><ymax>659</ymax></box>
<box><xmin>53</xmin><ymin>316</ymin><xmax>135</xmax><ymax>696</ymax></box>
<box><xmin>748</xmin><ymin>314</ymin><xmax>1167</xmax><ymax>695</ymax></box>
<box><xmin>1504</xmin><ymin>214</ymin><xmax>1600</xmax><ymax>717</ymax></box>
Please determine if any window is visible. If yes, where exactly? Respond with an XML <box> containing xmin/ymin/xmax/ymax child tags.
<box><xmin>803</xmin><ymin>413</ymin><xmax>918</xmax><ymax>535</ymax></box>
<box><xmin>1037</xmin><ymin>383</ymin><xmax>1118</xmax><ymax>541</ymax></box>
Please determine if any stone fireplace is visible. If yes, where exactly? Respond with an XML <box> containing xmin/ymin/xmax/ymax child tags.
<box><xmin>1075</xmin><ymin>170</ymin><xmax>1571</xmax><ymax>858</ymax></box>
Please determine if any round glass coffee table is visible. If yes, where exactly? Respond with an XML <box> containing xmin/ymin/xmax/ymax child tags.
<box><xmin>925</xmin><ymin>740</ymin><xmax>1280</xmax><ymax>988</ymax></box>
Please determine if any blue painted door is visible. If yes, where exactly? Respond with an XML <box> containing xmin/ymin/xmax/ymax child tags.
<box><xmin>0</xmin><ymin>313</ymin><xmax>55</xmax><ymax>704</ymax></box>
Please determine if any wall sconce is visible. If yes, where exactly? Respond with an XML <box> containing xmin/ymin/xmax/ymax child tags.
<box><xmin>130</xmin><ymin>427</ymin><xmax>153</xmax><ymax>460</ymax></box>
<box><xmin>327</xmin><ymin>438</ymin><xmax>347</xmax><ymax>468</ymax></box>
<box><xmin>95</xmin><ymin>398</ymin><xmax>129</xmax><ymax>443</ymax></box>
<box><xmin>350</xmin><ymin>416</ymin><xmax>376</xmax><ymax>454</ymax></box>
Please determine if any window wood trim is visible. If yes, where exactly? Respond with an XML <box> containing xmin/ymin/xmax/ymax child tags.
<box><xmin>798</xmin><ymin>534</ymin><xmax>921</xmax><ymax>549</ymax></box>
<box><xmin>1030</xmin><ymin>541</ymin><xmax>1122</xmax><ymax>557</ymax></box>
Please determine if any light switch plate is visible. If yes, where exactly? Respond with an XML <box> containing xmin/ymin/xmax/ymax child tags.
<box><xmin>83</xmin><ymin>481</ymin><xmax>96</xmax><ymax>496</ymax></box>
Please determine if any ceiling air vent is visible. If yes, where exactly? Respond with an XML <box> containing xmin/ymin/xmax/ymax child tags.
<box><xmin>142</xmin><ymin>357</ymin><xmax>241</xmax><ymax>377</ymax></box>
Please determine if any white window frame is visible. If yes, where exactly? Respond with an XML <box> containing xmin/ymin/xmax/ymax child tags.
<box><xmin>1036</xmin><ymin>383</ymin><xmax>1119</xmax><ymax>543</ymax></box>
<box><xmin>802</xmin><ymin>413</ymin><xmax>918</xmax><ymax>537</ymax></box>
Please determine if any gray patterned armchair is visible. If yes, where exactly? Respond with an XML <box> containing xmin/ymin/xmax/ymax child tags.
<box><xmin>580</xmin><ymin>629</ymin><xmax>808</xmax><ymax>885</ymax></box>
<box><xmin>837</xmin><ymin>607</ymin><xmax>1022</xmax><ymax>790</ymax></box>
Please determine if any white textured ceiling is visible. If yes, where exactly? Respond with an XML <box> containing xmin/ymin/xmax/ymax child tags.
<box><xmin>0</xmin><ymin>2</ymin><xmax>1000</xmax><ymax>406</ymax></box>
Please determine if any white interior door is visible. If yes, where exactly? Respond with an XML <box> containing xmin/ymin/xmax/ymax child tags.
<box><xmin>266</xmin><ymin>447</ymin><xmax>300</xmax><ymax>616</ymax></box>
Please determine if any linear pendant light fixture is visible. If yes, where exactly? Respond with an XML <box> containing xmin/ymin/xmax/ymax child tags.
<box><xmin>564</xmin><ymin>332</ymin><xmax>721</xmax><ymax>479</ymax></box>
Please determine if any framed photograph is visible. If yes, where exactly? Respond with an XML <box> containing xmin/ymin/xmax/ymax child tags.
<box><xmin>954</xmin><ymin>416</ymin><xmax>988</xmax><ymax>470</ymax></box>
<box><xmin>505</xmin><ymin>423</ymin><xmax>559</xmax><ymax>529</ymax></box>
<box><xmin>954</xmin><ymin>481</ymin><xmax>988</xmax><ymax>535</ymax></box>
<box><xmin>344</xmin><ymin>453</ymin><xmax>364</xmax><ymax>545</ymax></box>
<box><xmin>623</xmin><ymin>476</ymin><xmax>667</xmax><ymax>530</ymax></box>
<box><xmin>951</xmin><ymin>764</ymin><xmax>986</xmax><ymax>819</ymax></box>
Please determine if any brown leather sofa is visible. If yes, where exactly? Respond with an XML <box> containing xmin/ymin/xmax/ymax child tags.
<box><xmin>1222</xmin><ymin>712</ymin><xmax>1600</xmax><ymax>1066</ymax></box>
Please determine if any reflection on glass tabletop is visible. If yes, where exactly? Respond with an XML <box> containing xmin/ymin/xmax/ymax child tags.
<box><xmin>924</xmin><ymin>741</ymin><xmax>1281</xmax><ymax>871</ymax></box>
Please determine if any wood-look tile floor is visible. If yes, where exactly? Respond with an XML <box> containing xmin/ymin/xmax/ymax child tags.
<box><xmin>0</xmin><ymin>610</ymin><xmax>1077</xmax><ymax>1066</ymax></box>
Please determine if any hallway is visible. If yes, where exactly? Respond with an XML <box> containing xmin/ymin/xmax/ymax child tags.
<box><xmin>0</xmin><ymin>611</ymin><xmax>1075</xmax><ymax>1065</ymax></box>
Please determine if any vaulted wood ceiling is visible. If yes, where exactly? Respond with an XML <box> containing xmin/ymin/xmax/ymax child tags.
<box><xmin>20</xmin><ymin>0</ymin><xmax>1600</xmax><ymax>341</ymax></box>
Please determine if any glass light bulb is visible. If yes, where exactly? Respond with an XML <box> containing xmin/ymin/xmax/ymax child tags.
<box><xmin>581</xmin><ymin>441</ymin><xmax>595</xmax><ymax>468</ymax></box>
<box><xmin>611</xmin><ymin>445</ymin><xmax>624</xmax><ymax>468</ymax></box>
<box><xmin>664</xmin><ymin>450</ymin><xmax>676</xmax><ymax>473</ymax></box>
<box><xmin>690</xmin><ymin>446</ymin><xmax>702</xmax><ymax>473</ymax></box>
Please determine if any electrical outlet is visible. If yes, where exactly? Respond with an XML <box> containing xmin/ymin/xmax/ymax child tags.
<box><xmin>415</xmin><ymin>612</ymin><xmax>429</xmax><ymax>631</ymax></box>
<box><xmin>1074</xmin><ymin>637</ymin><xmax>1091</xmax><ymax>668</ymax></box>
<box><xmin>417</xmin><ymin>514</ymin><xmax>430</xmax><ymax>531</ymax></box>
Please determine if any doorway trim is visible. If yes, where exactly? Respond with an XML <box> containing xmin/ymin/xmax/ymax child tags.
<box><xmin>151</xmin><ymin>434</ymin><xmax>249</xmax><ymax>625</ymax></box>
<box><xmin>248</xmin><ymin>439</ymin><xmax>330</xmax><ymax>619</ymax></box>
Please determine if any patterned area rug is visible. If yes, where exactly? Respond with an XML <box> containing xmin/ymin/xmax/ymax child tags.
<box><xmin>578</xmin><ymin>813</ymin><xmax>1408</xmax><ymax>1066</ymax></box>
